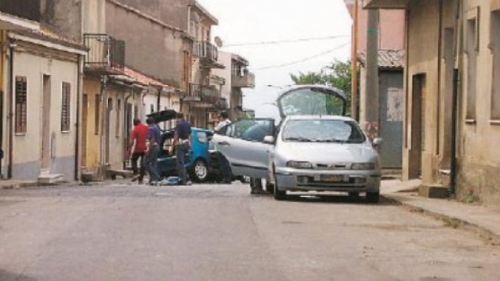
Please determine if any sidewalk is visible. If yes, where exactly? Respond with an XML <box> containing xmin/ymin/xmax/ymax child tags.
<box><xmin>0</xmin><ymin>179</ymin><xmax>38</xmax><ymax>189</ymax></box>
<box><xmin>381</xmin><ymin>179</ymin><xmax>500</xmax><ymax>244</ymax></box>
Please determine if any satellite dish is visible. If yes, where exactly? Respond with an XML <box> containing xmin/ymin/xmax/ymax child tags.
<box><xmin>214</xmin><ymin>36</ymin><xmax>223</xmax><ymax>48</ymax></box>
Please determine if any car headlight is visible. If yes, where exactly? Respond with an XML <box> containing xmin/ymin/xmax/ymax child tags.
<box><xmin>286</xmin><ymin>161</ymin><xmax>313</xmax><ymax>169</ymax></box>
<box><xmin>351</xmin><ymin>163</ymin><xmax>376</xmax><ymax>170</ymax></box>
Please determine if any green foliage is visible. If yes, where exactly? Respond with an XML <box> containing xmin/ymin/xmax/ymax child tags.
<box><xmin>290</xmin><ymin>60</ymin><xmax>356</xmax><ymax>115</ymax></box>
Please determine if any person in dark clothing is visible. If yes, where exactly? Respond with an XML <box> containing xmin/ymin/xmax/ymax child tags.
<box><xmin>144</xmin><ymin>117</ymin><xmax>162</xmax><ymax>185</ymax></box>
<box><xmin>214</xmin><ymin>111</ymin><xmax>232</xmax><ymax>184</ymax></box>
<box><xmin>170</xmin><ymin>112</ymin><xmax>192</xmax><ymax>185</ymax></box>
<box><xmin>130</xmin><ymin>118</ymin><xmax>149</xmax><ymax>184</ymax></box>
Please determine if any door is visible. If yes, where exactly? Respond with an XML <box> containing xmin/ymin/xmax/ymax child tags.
<box><xmin>41</xmin><ymin>75</ymin><xmax>51</xmax><ymax>170</ymax></box>
<box><xmin>81</xmin><ymin>94</ymin><xmax>88</xmax><ymax>167</ymax></box>
<box><xmin>213</xmin><ymin>119</ymin><xmax>275</xmax><ymax>178</ymax></box>
<box><xmin>410</xmin><ymin>74</ymin><xmax>426</xmax><ymax>179</ymax></box>
<box><xmin>379</xmin><ymin>73</ymin><xmax>404</xmax><ymax>168</ymax></box>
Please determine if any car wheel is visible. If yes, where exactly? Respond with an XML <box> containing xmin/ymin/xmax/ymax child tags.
<box><xmin>273</xmin><ymin>170</ymin><xmax>286</xmax><ymax>201</ymax></box>
<box><xmin>190</xmin><ymin>159</ymin><xmax>208</xmax><ymax>182</ymax></box>
<box><xmin>366</xmin><ymin>191</ymin><xmax>380</xmax><ymax>203</ymax></box>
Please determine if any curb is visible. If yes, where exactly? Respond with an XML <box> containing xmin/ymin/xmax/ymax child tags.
<box><xmin>383</xmin><ymin>194</ymin><xmax>500</xmax><ymax>246</ymax></box>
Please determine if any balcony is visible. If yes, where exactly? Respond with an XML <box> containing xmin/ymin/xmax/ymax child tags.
<box><xmin>84</xmin><ymin>34</ymin><xmax>125</xmax><ymax>74</ymax></box>
<box><xmin>232</xmin><ymin>72</ymin><xmax>255</xmax><ymax>88</ymax></box>
<box><xmin>193</xmin><ymin>41</ymin><xmax>224</xmax><ymax>69</ymax></box>
<box><xmin>362</xmin><ymin>0</ymin><xmax>409</xmax><ymax>9</ymax></box>
<box><xmin>0</xmin><ymin>0</ymin><xmax>40</xmax><ymax>30</ymax></box>
<box><xmin>184</xmin><ymin>84</ymin><xmax>221</xmax><ymax>108</ymax></box>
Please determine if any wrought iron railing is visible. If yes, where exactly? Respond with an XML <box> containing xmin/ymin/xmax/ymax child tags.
<box><xmin>0</xmin><ymin>0</ymin><xmax>40</xmax><ymax>22</ymax></box>
<box><xmin>187</xmin><ymin>84</ymin><xmax>220</xmax><ymax>102</ymax></box>
<box><xmin>193</xmin><ymin>41</ymin><xmax>218</xmax><ymax>61</ymax></box>
<box><xmin>84</xmin><ymin>34</ymin><xmax>125</xmax><ymax>71</ymax></box>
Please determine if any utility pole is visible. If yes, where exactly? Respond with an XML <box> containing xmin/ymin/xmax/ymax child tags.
<box><xmin>351</xmin><ymin>0</ymin><xmax>359</xmax><ymax>121</ymax></box>
<box><xmin>365</xmin><ymin>9</ymin><xmax>380</xmax><ymax>140</ymax></box>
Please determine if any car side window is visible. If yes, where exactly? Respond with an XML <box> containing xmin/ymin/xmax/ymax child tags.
<box><xmin>197</xmin><ymin>132</ymin><xmax>207</xmax><ymax>143</ymax></box>
<box><xmin>230</xmin><ymin>119</ymin><xmax>273</xmax><ymax>142</ymax></box>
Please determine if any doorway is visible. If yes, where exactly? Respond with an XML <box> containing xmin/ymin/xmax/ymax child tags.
<box><xmin>409</xmin><ymin>73</ymin><xmax>426</xmax><ymax>179</ymax></box>
<box><xmin>81</xmin><ymin>94</ymin><xmax>88</xmax><ymax>167</ymax></box>
<box><xmin>41</xmin><ymin>75</ymin><xmax>51</xmax><ymax>170</ymax></box>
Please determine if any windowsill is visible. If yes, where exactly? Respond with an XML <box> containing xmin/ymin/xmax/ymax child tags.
<box><xmin>15</xmin><ymin>133</ymin><xmax>26</xmax><ymax>136</ymax></box>
<box><xmin>61</xmin><ymin>131</ymin><xmax>71</xmax><ymax>134</ymax></box>
<box><xmin>489</xmin><ymin>120</ymin><xmax>500</xmax><ymax>125</ymax></box>
<box><xmin>465</xmin><ymin>119</ymin><xmax>477</xmax><ymax>125</ymax></box>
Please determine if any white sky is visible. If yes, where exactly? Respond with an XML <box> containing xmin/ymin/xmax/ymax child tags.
<box><xmin>197</xmin><ymin>0</ymin><xmax>353</xmax><ymax>116</ymax></box>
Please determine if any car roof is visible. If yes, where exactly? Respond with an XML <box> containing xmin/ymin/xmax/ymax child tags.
<box><xmin>285</xmin><ymin>115</ymin><xmax>355</xmax><ymax>122</ymax></box>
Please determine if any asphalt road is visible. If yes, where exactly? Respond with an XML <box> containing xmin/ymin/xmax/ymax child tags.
<box><xmin>0</xmin><ymin>181</ymin><xmax>499</xmax><ymax>281</ymax></box>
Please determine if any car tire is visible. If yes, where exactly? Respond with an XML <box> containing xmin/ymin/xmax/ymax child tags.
<box><xmin>366</xmin><ymin>191</ymin><xmax>380</xmax><ymax>203</ymax></box>
<box><xmin>273</xmin><ymin>170</ymin><xmax>286</xmax><ymax>201</ymax></box>
<box><xmin>190</xmin><ymin>159</ymin><xmax>208</xmax><ymax>183</ymax></box>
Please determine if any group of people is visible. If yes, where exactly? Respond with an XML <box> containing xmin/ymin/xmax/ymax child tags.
<box><xmin>129</xmin><ymin>112</ymin><xmax>192</xmax><ymax>186</ymax></box>
<box><xmin>128</xmin><ymin>108</ymin><xmax>267</xmax><ymax>195</ymax></box>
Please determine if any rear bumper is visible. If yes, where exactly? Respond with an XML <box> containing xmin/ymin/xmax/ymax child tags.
<box><xmin>275</xmin><ymin>167</ymin><xmax>381</xmax><ymax>193</ymax></box>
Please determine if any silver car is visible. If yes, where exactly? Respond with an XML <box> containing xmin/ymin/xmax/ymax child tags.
<box><xmin>265</xmin><ymin>115</ymin><xmax>382</xmax><ymax>202</ymax></box>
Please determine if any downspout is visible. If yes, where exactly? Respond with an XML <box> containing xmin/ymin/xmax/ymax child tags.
<box><xmin>437</xmin><ymin>0</ymin><xmax>443</xmax><ymax>159</ymax></box>
<box><xmin>0</xmin><ymin>30</ymin><xmax>5</xmax><ymax>178</ymax></box>
<box><xmin>123</xmin><ymin>90</ymin><xmax>133</xmax><ymax>170</ymax></box>
<box><xmin>97</xmin><ymin>75</ymin><xmax>108</xmax><ymax>180</ymax></box>
<box><xmin>157</xmin><ymin>86</ymin><xmax>161</xmax><ymax>112</ymax></box>
<box><xmin>450</xmin><ymin>0</ymin><xmax>463</xmax><ymax>196</ymax></box>
<box><xmin>7</xmin><ymin>40</ymin><xmax>15</xmax><ymax>179</ymax></box>
<box><xmin>74</xmin><ymin>54</ymin><xmax>83</xmax><ymax>181</ymax></box>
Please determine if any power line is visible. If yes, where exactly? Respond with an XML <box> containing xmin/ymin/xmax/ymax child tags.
<box><xmin>251</xmin><ymin>42</ymin><xmax>350</xmax><ymax>71</ymax></box>
<box><xmin>223</xmin><ymin>35</ymin><xmax>350</xmax><ymax>47</ymax></box>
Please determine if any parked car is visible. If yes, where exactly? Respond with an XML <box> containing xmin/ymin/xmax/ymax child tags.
<box><xmin>264</xmin><ymin>115</ymin><xmax>382</xmax><ymax>202</ymax></box>
<box><xmin>146</xmin><ymin>110</ymin><xmax>215</xmax><ymax>183</ymax></box>
<box><xmin>212</xmin><ymin>85</ymin><xmax>386</xmax><ymax>200</ymax></box>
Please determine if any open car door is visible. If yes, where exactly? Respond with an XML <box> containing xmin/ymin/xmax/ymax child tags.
<box><xmin>212</xmin><ymin>118</ymin><xmax>275</xmax><ymax>179</ymax></box>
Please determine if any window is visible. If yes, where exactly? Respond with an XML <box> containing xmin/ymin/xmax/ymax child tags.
<box><xmin>282</xmin><ymin>119</ymin><xmax>366</xmax><ymax>144</ymax></box>
<box><xmin>219</xmin><ymin>119</ymin><xmax>273</xmax><ymax>142</ymax></box>
<box><xmin>61</xmin><ymin>82</ymin><xmax>71</xmax><ymax>132</ymax></box>
<box><xmin>95</xmin><ymin>94</ymin><xmax>100</xmax><ymax>135</ymax></box>
<box><xmin>150</xmin><ymin>104</ymin><xmax>154</xmax><ymax>113</ymax></box>
<box><xmin>466</xmin><ymin>17</ymin><xmax>478</xmax><ymax>120</ymax></box>
<box><xmin>491</xmin><ymin>10</ymin><xmax>500</xmax><ymax>120</ymax></box>
<box><xmin>15</xmin><ymin>76</ymin><xmax>27</xmax><ymax>133</ymax></box>
<box><xmin>116</xmin><ymin>99</ymin><xmax>121</xmax><ymax>137</ymax></box>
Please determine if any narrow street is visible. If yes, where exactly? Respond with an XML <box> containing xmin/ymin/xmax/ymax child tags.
<box><xmin>0</xmin><ymin>182</ymin><xmax>499</xmax><ymax>281</ymax></box>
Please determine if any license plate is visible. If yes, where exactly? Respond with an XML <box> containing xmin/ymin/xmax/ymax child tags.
<box><xmin>321</xmin><ymin>175</ymin><xmax>344</xmax><ymax>182</ymax></box>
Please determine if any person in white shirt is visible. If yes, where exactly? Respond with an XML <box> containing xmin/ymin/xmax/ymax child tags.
<box><xmin>214</xmin><ymin>111</ymin><xmax>231</xmax><ymax>132</ymax></box>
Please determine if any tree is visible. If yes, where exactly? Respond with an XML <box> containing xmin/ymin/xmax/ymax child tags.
<box><xmin>290</xmin><ymin>60</ymin><xmax>356</xmax><ymax>115</ymax></box>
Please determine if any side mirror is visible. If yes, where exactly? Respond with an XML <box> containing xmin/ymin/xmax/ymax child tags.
<box><xmin>263</xmin><ymin>135</ymin><xmax>275</xmax><ymax>144</ymax></box>
<box><xmin>372</xmin><ymin>137</ymin><xmax>383</xmax><ymax>147</ymax></box>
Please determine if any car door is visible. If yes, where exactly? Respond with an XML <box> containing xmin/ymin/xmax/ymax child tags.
<box><xmin>213</xmin><ymin>118</ymin><xmax>275</xmax><ymax>178</ymax></box>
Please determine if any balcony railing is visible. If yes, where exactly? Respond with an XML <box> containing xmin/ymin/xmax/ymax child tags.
<box><xmin>185</xmin><ymin>84</ymin><xmax>220</xmax><ymax>104</ymax></box>
<box><xmin>193</xmin><ymin>41</ymin><xmax>218</xmax><ymax>62</ymax></box>
<box><xmin>362</xmin><ymin>0</ymin><xmax>408</xmax><ymax>9</ymax></box>
<box><xmin>232</xmin><ymin>72</ymin><xmax>255</xmax><ymax>88</ymax></box>
<box><xmin>0</xmin><ymin>0</ymin><xmax>40</xmax><ymax>22</ymax></box>
<box><xmin>84</xmin><ymin>34</ymin><xmax>125</xmax><ymax>73</ymax></box>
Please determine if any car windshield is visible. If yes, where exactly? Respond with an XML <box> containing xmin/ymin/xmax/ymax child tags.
<box><xmin>278</xmin><ymin>88</ymin><xmax>345</xmax><ymax>117</ymax></box>
<box><xmin>282</xmin><ymin>119</ymin><xmax>366</xmax><ymax>143</ymax></box>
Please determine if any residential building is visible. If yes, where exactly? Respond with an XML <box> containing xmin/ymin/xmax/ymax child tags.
<box><xmin>1</xmin><ymin>0</ymin><xmax>88</xmax><ymax>183</ymax></box>
<box><xmin>111</xmin><ymin>0</ymin><xmax>224</xmax><ymax>128</ymax></box>
<box><xmin>344</xmin><ymin>1</ymin><xmax>406</xmax><ymax>169</ymax></box>
<box><xmin>363</xmin><ymin>0</ymin><xmax>500</xmax><ymax>206</ymax></box>
<box><xmin>210</xmin><ymin>51</ymin><xmax>255</xmax><ymax>126</ymax></box>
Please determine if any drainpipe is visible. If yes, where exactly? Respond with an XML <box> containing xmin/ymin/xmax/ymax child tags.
<box><xmin>74</xmin><ymin>54</ymin><xmax>83</xmax><ymax>181</ymax></box>
<box><xmin>123</xmin><ymin>91</ymin><xmax>133</xmax><ymax>170</ymax></box>
<box><xmin>97</xmin><ymin>75</ymin><xmax>108</xmax><ymax>180</ymax></box>
<box><xmin>450</xmin><ymin>0</ymin><xmax>463</xmax><ymax>196</ymax></box>
<box><xmin>157</xmin><ymin>86</ymin><xmax>162</xmax><ymax>112</ymax></box>
<box><xmin>7</xmin><ymin>40</ymin><xmax>15</xmax><ymax>179</ymax></box>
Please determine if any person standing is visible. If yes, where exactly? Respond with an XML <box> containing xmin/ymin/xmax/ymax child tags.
<box><xmin>214</xmin><ymin>111</ymin><xmax>232</xmax><ymax>184</ymax></box>
<box><xmin>170</xmin><ymin>112</ymin><xmax>192</xmax><ymax>185</ymax></box>
<box><xmin>144</xmin><ymin>117</ymin><xmax>162</xmax><ymax>185</ymax></box>
<box><xmin>130</xmin><ymin>118</ymin><xmax>149</xmax><ymax>184</ymax></box>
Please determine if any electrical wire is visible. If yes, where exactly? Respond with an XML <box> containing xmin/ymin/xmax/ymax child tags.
<box><xmin>250</xmin><ymin>42</ymin><xmax>350</xmax><ymax>71</ymax></box>
<box><xmin>223</xmin><ymin>35</ymin><xmax>350</xmax><ymax>47</ymax></box>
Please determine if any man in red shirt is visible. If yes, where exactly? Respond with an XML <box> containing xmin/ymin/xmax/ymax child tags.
<box><xmin>130</xmin><ymin>118</ymin><xmax>149</xmax><ymax>184</ymax></box>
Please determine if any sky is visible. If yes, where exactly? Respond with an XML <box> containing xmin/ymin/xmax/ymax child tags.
<box><xmin>197</xmin><ymin>0</ymin><xmax>353</xmax><ymax>117</ymax></box>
